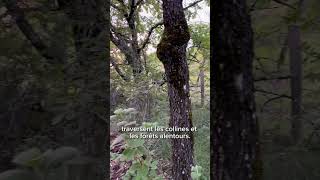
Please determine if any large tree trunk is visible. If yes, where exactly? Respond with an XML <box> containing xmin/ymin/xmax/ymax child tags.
<box><xmin>288</xmin><ymin>0</ymin><xmax>305</xmax><ymax>144</ymax></box>
<box><xmin>212</xmin><ymin>1</ymin><xmax>261</xmax><ymax>180</ymax></box>
<box><xmin>156</xmin><ymin>0</ymin><xmax>194</xmax><ymax>179</ymax></box>
<box><xmin>288</xmin><ymin>25</ymin><xmax>302</xmax><ymax>143</ymax></box>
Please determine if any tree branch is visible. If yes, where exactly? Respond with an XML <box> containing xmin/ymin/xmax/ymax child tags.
<box><xmin>110</xmin><ymin>28</ymin><xmax>133</xmax><ymax>56</ymax></box>
<box><xmin>138</xmin><ymin>21</ymin><xmax>163</xmax><ymax>52</ymax></box>
<box><xmin>110</xmin><ymin>56</ymin><xmax>129</xmax><ymax>81</ymax></box>
<box><xmin>272</xmin><ymin>0</ymin><xmax>296</xmax><ymax>9</ymax></box>
<box><xmin>261</xmin><ymin>95</ymin><xmax>291</xmax><ymax>112</ymax></box>
<box><xmin>249</xmin><ymin>0</ymin><xmax>259</xmax><ymax>11</ymax></box>
<box><xmin>254</xmin><ymin>75</ymin><xmax>291</xmax><ymax>82</ymax></box>
<box><xmin>254</xmin><ymin>88</ymin><xmax>292</xmax><ymax>99</ymax></box>
<box><xmin>183</xmin><ymin>0</ymin><xmax>203</xmax><ymax>10</ymax></box>
<box><xmin>138</xmin><ymin>0</ymin><xmax>204</xmax><ymax>52</ymax></box>
<box><xmin>136</xmin><ymin>0</ymin><xmax>144</xmax><ymax>7</ymax></box>
<box><xmin>111</xmin><ymin>2</ymin><xmax>127</xmax><ymax>15</ymax></box>
<box><xmin>251</xmin><ymin>6</ymin><xmax>280</xmax><ymax>11</ymax></box>
<box><xmin>255</xmin><ymin>88</ymin><xmax>292</xmax><ymax>112</ymax></box>
<box><xmin>4</xmin><ymin>0</ymin><xmax>60</xmax><ymax>63</ymax></box>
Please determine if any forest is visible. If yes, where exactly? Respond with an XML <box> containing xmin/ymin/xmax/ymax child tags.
<box><xmin>0</xmin><ymin>0</ymin><xmax>319</xmax><ymax>180</ymax></box>
<box><xmin>110</xmin><ymin>0</ymin><xmax>210</xmax><ymax>179</ymax></box>
<box><xmin>213</xmin><ymin>0</ymin><xmax>320</xmax><ymax>180</ymax></box>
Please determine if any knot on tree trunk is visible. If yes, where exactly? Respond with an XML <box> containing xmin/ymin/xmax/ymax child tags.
<box><xmin>156</xmin><ymin>25</ymin><xmax>190</xmax><ymax>64</ymax></box>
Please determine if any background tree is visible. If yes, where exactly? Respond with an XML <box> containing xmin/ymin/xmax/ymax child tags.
<box><xmin>248</xmin><ymin>0</ymin><xmax>320</xmax><ymax>179</ymax></box>
<box><xmin>0</xmin><ymin>0</ymin><xmax>108</xmax><ymax>179</ymax></box>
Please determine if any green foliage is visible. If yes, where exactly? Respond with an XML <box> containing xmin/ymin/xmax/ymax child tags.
<box><xmin>111</xmin><ymin>133</ymin><xmax>163</xmax><ymax>180</ymax></box>
<box><xmin>0</xmin><ymin>147</ymin><xmax>82</xmax><ymax>180</ymax></box>
<box><xmin>191</xmin><ymin>165</ymin><xmax>207</xmax><ymax>180</ymax></box>
<box><xmin>192</xmin><ymin>107</ymin><xmax>210</xmax><ymax>178</ymax></box>
<box><xmin>112</xmin><ymin>108</ymin><xmax>138</xmax><ymax>122</ymax></box>
<box><xmin>0</xmin><ymin>169</ymin><xmax>39</xmax><ymax>180</ymax></box>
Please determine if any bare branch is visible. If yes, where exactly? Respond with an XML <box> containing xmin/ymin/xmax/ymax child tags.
<box><xmin>111</xmin><ymin>25</ymin><xmax>132</xmax><ymax>43</ymax></box>
<box><xmin>249</xmin><ymin>0</ymin><xmax>259</xmax><ymax>11</ymax></box>
<box><xmin>261</xmin><ymin>95</ymin><xmax>291</xmax><ymax>112</ymax></box>
<box><xmin>136</xmin><ymin>0</ymin><xmax>144</xmax><ymax>7</ymax></box>
<box><xmin>251</xmin><ymin>6</ymin><xmax>280</xmax><ymax>11</ymax></box>
<box><xmin>110</xmin><ymin>56</ymin><xmax>129</xmax><ymax>81</ymax></box>
<box><xmin>254</xmin><ymin>88</ymin><xmax>291</xmax><ymax>98</ymax></box>
<box><xmin>138</xmin><ymin>21</ymin><xmax>163</xmax><ymax>52</ymax></box>
<box><xmin>272</xmin><ymin>0</ymin><xmax>296</xmax><ymax>9</ymax></box>
<box><xmin>254</xmin><ymin>75</ymin><xmax>291</xmax><ymax>82</ymax></box>
<box><xmin>110</xmin><ymin>27</ymin><xmax>133</xmax><ymax>56</ymax></box>
<box><xmin>255</xmin><ymin>88</ymin><xmax>292</xmax><ymax>112</ymax></box>
<box><xmin>183</xmin><ymin>0</ymin><xmax>203</xmax><ymax>10</ymax></box>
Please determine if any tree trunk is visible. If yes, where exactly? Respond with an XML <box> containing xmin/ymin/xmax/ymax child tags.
<box><xmin>199</xmin><ymin>59</ymin><xmax>206</xmax><ymax>107</ymax></box>
<box><xmin>200</xmin><ymin>69</ymin><xmax>205</xmax><ymax>107</ymax></box>
<box><xmin>156</xmin><ymin>0</ymin><xmax>194</xmax><ymax>179</ymax></box>
<box><xmin>288</xmin><ymin>25</ymin><xmax>302</xmax><ymax>143</ymax></box>
<box><xmin>212</xmin><ymin>1</ymin><xmax>261</xmax><ymax>180</ymax></box>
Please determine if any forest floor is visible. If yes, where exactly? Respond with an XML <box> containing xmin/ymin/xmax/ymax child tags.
<box><xmin>260</xmin><ymin>124</ymin><xmax>320</xmax><ymax>180</ymax></box>
<box><xmin>110</xmin><ymin>131</ymin><xmax>171</xmax><ymax>180</ymax></box>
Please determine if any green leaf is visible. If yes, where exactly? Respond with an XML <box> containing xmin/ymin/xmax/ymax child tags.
<box><xmin>127</xmin><ymin>139</ymin><xmax>145</xmax><ymax>148</ymax></box>
<box><xmin>191</xmin><ymin>165</ymin><xmax>203</xmax><ymax>180</ymax></box>
<box><xmin>130</xmin><ymin>161</ymin><xmax>140</xmax><ymax>171</ymax></box>
<box><xmin>136</xmin><ymin>163</ymin><xmax>148</xmax><ymax>178</ymax></box>
<box><xmin>191</xmin><ymin>172</ymin><xmax>201</xmax><ymax>180</ymax></box>
<box><xmin>150</xmin><ymin>160</ymin><xmax>158</xmax><ymax>170</ymax></box>
<box><xmin>12</xmin><ymin>148</ymin><xmax>42</xmax><ymax>167</ymax></box>
<box><xmin>114</xmin><ymin>108</ymin><xmax>124</xmax><ymax>115</ymax></box>
<box><xmin>51</xmin><ymin>112</ymin><xmax>66</xmax><ymax>125</ymax></box>
<box><xmin>110</xmin><ymin>115</ymin><xmax>118</xmax><ymax>121</ymax></box>
<box><xmin>0</xmin><ymin>170</ymin><xmax>39</xmax><ymax>180</ymax></box>
<box><xmin>136</xmin><ymin>146</ymin><xmax>147</xmax><ymax>156</ymax></box>
<box><xmin>43</xmin><ymin>147</ymin><xmax>80</xmax><ymax>168</ymax></box>
<box><xmin>122</xmin><ymin>148</ymin><xmax>136</xmax><ymax>160</ymax></box>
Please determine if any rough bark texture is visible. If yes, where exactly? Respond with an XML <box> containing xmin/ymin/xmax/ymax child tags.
<box><xmin>156</xmin><ymin>0</ymin><xmax>194</xmax><ymax>179</ymax></box>
<box><xmin>288</xmin><ymin>25</ymin><xmax>302</xmax><ymax>143</ymax></box>
<box><xmin>212</xmin><ymin>1</ymin><xmax>261</xmax><ymax>180</ymax></box>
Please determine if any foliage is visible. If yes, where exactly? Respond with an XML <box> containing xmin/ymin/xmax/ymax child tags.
<box><xmin>111</xmin><ymin>132</ymin><xmax>163</xmax><ymax>180</ymax></box>
<box><xmin>0</xmin><ymin>147</ymin><xmax>82</xmax><ymax>180</ymax></box>
<box><xmin>191</xmin><ymin>165</ymin><xmax>207</xmax><ymax>180</ymax></box>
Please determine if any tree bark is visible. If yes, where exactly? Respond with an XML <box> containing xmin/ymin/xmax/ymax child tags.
<box><xmin>212</xmin><ymin>0</ymin><xmax>261</xmax><ymax>180</ymax></box>
<box><xmin>156</xmin><ymin>0</ymin><xmax>194</xmax><ymax>179</ymax></box>
<box><xmin>288</xmin><ymin>25</ymin><xmax>302</xmax><ymax>143</ymax></box>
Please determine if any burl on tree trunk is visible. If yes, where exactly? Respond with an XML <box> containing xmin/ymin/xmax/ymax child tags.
<box><xmin>212</xmin><ymin>0</ymin><xmax>262</xmax><ymax>180</ymax></box>
<box><xmin>156</xmin><ymin>0</ymin><xmax>194</xmax><ymax>179</ymax></box>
